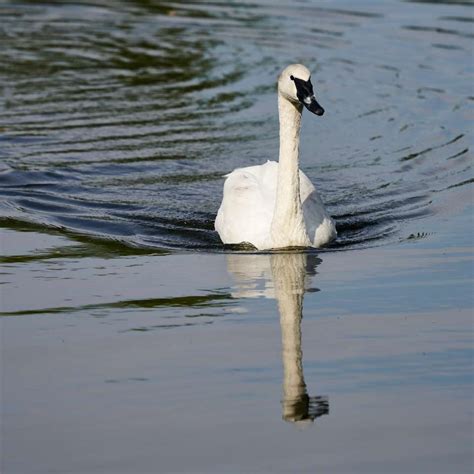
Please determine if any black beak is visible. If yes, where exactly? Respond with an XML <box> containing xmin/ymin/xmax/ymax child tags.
<box><xmin>303</xmin><ymin>97</ymin><xmax>325</xmax><ymax>116</ymax></box>
<box><xmin>292</xmin><ymin>76</ymin><xmax>325</xmax><ymax>117</ymax></box>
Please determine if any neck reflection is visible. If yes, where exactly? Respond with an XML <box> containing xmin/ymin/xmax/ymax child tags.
<box><xmin>226</xmin><ymin>251</ymin><xmax>329</xmax><ymax>425</ymax></box>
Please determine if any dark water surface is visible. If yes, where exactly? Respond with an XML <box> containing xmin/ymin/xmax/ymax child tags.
<box><xmin>1</xmin><ymin>0</ymin><xmax>473</xmax><ymax>473</ymax></box>
<box><xmin>0</xmin><ymin>0</ymin><xmax>472</xmax><ymax>250</ymax></box>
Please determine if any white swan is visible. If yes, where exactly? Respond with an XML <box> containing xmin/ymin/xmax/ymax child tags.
<box><xmin>215</xmin><ymin>64</ymin><xmax>337</xmax><ymax>250</ymax></box>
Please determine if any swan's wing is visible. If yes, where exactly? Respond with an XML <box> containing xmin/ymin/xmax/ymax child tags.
<box><xmin>215</xmin><ymin>168</ymin><xmax>275</xmax><ymax>248</ymax></box>
<box><xmin>299</xmin><ymin>170</ymin><xmax>337</xmax><ymax>246</ymax></box>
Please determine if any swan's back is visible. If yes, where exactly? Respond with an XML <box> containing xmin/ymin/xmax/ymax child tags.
<box><xmin>215</xmin><ymin>161</ymin><xmax>335</xmax><ymax>249</ymax></box>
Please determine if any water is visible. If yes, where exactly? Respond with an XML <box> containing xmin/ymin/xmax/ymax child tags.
<box><xmin>1</xmin><ymin>0</ymin><xmax>471</xmax><ymax>250</ymax></box>
<box><xmin>1</xmin><ymin>0</ymin><xmax>473</xmax><ymax>473</ymax></box>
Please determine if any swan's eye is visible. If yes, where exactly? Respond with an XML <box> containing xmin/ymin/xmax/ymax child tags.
<box><xmin>290</xmin><ymin>75</ymin><xmax>294</xmax><ymax>81</ymax></box>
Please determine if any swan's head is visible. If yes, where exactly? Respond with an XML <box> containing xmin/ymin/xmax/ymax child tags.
<box><xmin>278</xmin><ymin>64</ymin><xmax>324</xmax><ymax>116</ymax></box>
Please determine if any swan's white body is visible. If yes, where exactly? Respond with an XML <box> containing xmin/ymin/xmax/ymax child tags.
<box><xmin>215</xmin><ymin>64</ymin><xmax>336</xmax><ymax>250</ymax></box>
<box><xmin>215</xmin><ymin>160</ymin><xmax>335</xmax><ymax>250</ymax></box>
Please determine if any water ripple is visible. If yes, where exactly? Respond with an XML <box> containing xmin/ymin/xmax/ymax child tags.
<box><xmin>0</xmin><ymin>0</ymin><xmax>472</xmax><ymax>252</ymax></box>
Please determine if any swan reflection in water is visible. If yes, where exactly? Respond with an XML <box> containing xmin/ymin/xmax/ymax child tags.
<box><xmin>226</xmin><ymin>252</ymin><xmax>329</xmax><ymax>425</ymax></box>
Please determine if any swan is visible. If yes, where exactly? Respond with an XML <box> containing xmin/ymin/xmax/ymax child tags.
<box><xmin>215</xmin><ymin>64</ymin><xmax>337</xmax><ymax>250</ymax></box>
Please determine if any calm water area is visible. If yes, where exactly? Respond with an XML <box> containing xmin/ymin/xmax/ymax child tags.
<box><xmin>0</xmin><ymin>0</ymin><xmax>473</xmax><ymax>472</ymax></box>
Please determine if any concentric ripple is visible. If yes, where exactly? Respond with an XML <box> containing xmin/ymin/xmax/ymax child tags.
<box><xmin>0</xmin><ymin>0</ymin><xmax>472</xmax><ymax>252</ymax></box>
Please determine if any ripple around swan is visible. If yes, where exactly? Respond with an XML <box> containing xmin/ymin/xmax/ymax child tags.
<box><xmin>0</xmin><ymin>0</ymin><xmax>472</xmax><ymax>253</ymax></box>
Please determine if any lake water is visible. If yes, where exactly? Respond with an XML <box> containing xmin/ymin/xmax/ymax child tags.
<box><xmin>0</xmin><ymin>0</ymin><xmax>473</xmax><ymax>473</ymax></box>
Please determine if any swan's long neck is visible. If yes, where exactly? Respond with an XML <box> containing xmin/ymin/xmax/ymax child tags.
<box><xmin>270</xmin><ymin>94</ymin><xmax>310</xmax><ymax>248</ymax></box>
